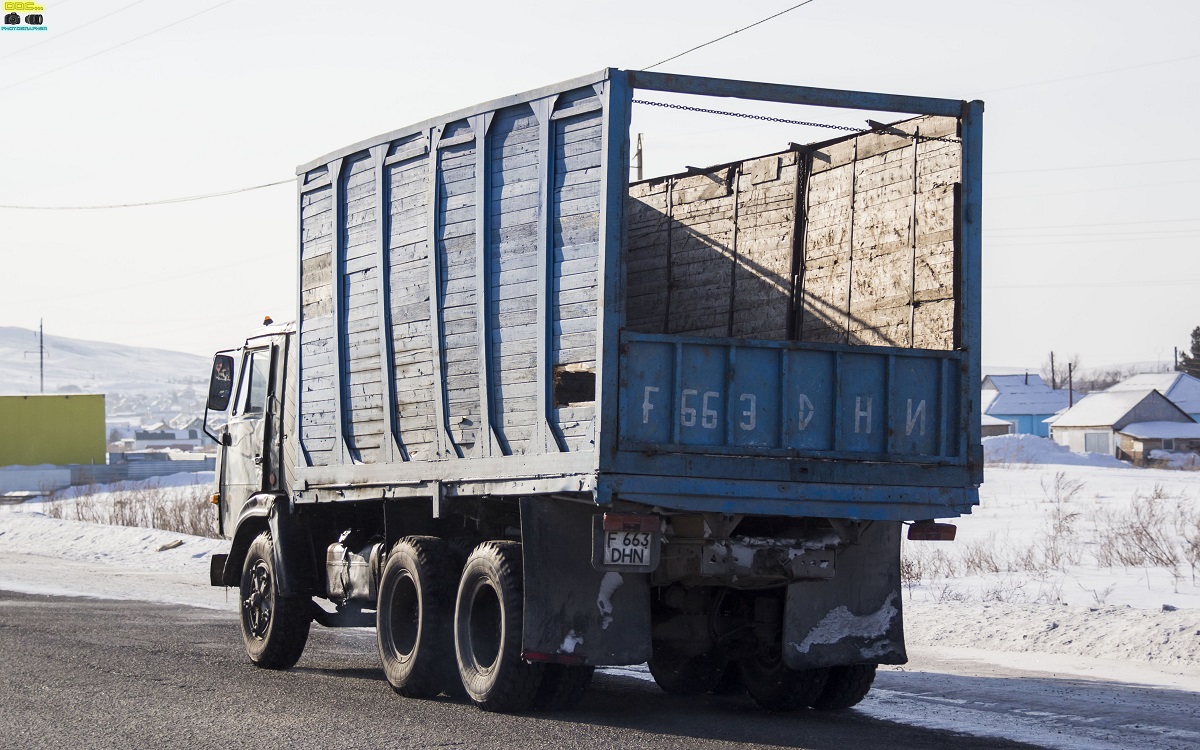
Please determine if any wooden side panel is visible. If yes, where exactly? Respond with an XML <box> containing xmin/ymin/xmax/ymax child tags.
<box><xmin>624</xmin><ymin>179</ymin><xmax>670</xmax><ymax>333</ymax></box>
<box><xmin>730</xmin><ymin>153</ymin><xmax>798</xmax><ymax>340</ymax></box>
<box><xmin>625</xmin><ymin>151</ymin><xmax>798</xmax><ymax>341</ymax></box>
<box><xmin>624</xmin><ymin>117</ymin><xmax>959</xmax><ymax>352</ymax></box>
<box><xmin>488</xmin><ymin>105</ymin><xmax>541</xmax><ymax>453</ymax></box>
<box><xmin>801</xmin><ymin>115</ymin><xmax>960</xmax><ymax>350</ymax></box>
<box><xmin>338</xmin><ymin>153</ymin><xmax>385</xmax><ymax>462</ymax></box>
<box><xmin>437</xmin><ymin>122</ymin><xmax>482</xmax><ymax>457</ymax></box>
<box><xmin>662</xmin><ymin>166</ymin><xmax>737</xmax><ymax>337</ymax></box>
<box><xmin>386</xmin><ymin>140</ymin><xmax>437</xmax><ymax>460</ymax></box>
<box><xmin>298</xmin><ymin>169</ymin><xmax>336</xmax><ymax>465</ymax></box>
<box><xmin>551</xmin><ymin>92</ymin><xmax>603</xmax><ymax>452</ymax></box>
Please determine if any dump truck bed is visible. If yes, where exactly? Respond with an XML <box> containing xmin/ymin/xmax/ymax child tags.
<box><xmin>291</xmin><ymin>68</ymin><xmax>982</xmax><ymax>520</ymax></box>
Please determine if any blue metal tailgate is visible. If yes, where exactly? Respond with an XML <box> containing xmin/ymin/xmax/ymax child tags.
<box><xmin>609</xmin><ymin>331</ymin><xmax>979</xmax><ymax>520</ymax></box>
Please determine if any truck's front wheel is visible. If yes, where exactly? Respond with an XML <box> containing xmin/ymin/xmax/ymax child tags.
<box><xmin>377</xmin><ymin>536</ymin><xmax>459</xmax><ymax>698</ymax></box>
<box><xmin>453</xmin><ymin>541</ymin><xmax>544</xmax><ymax>712</ymax></box>
<box><xmin>239</xmin><ymin>531</ymin><xmax>311</xmax><ymax>669</ymax></box>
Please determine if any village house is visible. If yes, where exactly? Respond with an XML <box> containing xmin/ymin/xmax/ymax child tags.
<box><xmin>1050</xmin><ymin>389</ymin><xmax>1197</xmax><ymax>462</ymax></box>
<box><xmin>981</xmin><ymin>374</ymin><xmax>1081</xmax><ymax>438</ymax></box>
<box><xmin>1106</xmin><ymin>372</ymin><xmax>1200</xmax><ymax>422</ymax></box>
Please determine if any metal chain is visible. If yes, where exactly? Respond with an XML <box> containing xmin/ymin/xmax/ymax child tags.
<box><xmin>631</xmin><ymin>99</ymin><xmax>961</xmax><ymax>144</ymax></box>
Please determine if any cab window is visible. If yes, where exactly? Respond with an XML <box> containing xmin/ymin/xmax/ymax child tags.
<box><xmin>234</xmin><ymin>349</ymin><xmax>270</xmax><ymax>417</ymax></box>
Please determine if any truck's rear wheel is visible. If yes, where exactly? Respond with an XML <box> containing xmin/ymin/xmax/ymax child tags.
<box><xmin>811</xmin><ymin>664</ymin><xmax>877</xmax><ymax>710</ymax></box>
<box><xmin>377</xmin><ymin>536</ymin><xmax>458</xmax><ymax>698</ymax></box>
<box><xmin>647</xmin><ymin>645</ymin><xmax>724</xmax><ymax>695</ymax></box>
<box><xmin>454</xmin><ymin>541</ymin><xmax>544</xmax><ymax>712</ymax></box>
<box><xmin>239</xmin><ymin>531</ymin><xmax>311</xmax><ymax>669</ymax></box>
<box><xmin>739</xmin><ymin>650</ymin><xmax>828</xmax><ymax>711</ymax></box>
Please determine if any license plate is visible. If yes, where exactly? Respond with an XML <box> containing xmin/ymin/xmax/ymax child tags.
<box><xmin>592</xmin><ymin>514</ymin><xmax>661</xmax><ymax>572</ymax></box>
<box><xmin>603</xmin><ymin>530</ymin><xmax>655</xmax><ymax>567</ymax></box>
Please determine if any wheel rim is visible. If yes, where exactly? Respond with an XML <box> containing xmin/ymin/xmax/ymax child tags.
<box><xmin>243</xmin><ymin>559</ymin><xmax>272</xmax><ymax>640</ymax></box>
<box><xmin>387</xmin><ymin>571</ymin><xmax>420</xmax><ymax>659</ymax></box>
<box><xmin>466</xmin><ymin>579</ymin><xmax>501</xmax><ymax>671</ymax></box>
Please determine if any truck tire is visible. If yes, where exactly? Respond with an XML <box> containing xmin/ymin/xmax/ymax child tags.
<box><xmin>533</xmin><ymin>664</ymin><xmax>594</xmax><ymax>711</ymax></box>
<box><xmin>810</xmin><ymin>664</ymin><xmax>877</xmax><ymax>710</ymax></box>
<box><xmin>711</xmin><ymin>662</ymin><xmax>744</xmax><ymax>695</ymax></box>
<box><xmin>647</xmin><ymin>646</ymin><xmax>724</xmax><ymax>696</ymax></box>
<box><xmin>453</xmin><ymin>541</ymin><xmax>544</xmax><ymax>712</ymax></box>
<box><xmin>239</xmin><ymin>531</ymin><xmax>311</xmax><ymax>669</ymax></box>
<box><xmin>739</xmin><ymin>652</ymin><xmax>828</xmax><ymax>711</ymax></box>
<box><xmin>377</xmin><ymin>536</ymin><xmax>458</xmax><ymax>698</ymax></box>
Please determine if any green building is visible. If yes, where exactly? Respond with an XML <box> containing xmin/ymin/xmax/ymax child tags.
<box><xmin>0</xmin><ymin>394</ymin><xmax>106</xmax><ymax>467</ymax></box>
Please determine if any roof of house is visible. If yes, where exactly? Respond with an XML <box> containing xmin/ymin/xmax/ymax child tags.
<box><xmin>1118</xmin><ymin>421</ymin><xmax>1200</xmax><ymax>439</ymax></box>
<box><xmin>1051</xmin><ymin>389</ymin><xmax>1190</xmax><ymax>429</ymax></box>
<box><xmin>1106</xmin><ymin>372</ymin><xmax>1200</xmax><ymax>413</ymax></box>
<box><xmin>981</xmin><ymin>387</ymin><xmax>1082</xmax><ymax>416</ymax></box>
<box><xmin>982</xmin><ymin>374</ymin><xmax>1051</xmax><ymax>392</ymax></box>
<box><xmin>981</xmin><ymin>413</ymin><xmax>1013</xmax><ymax>426</ymax></box>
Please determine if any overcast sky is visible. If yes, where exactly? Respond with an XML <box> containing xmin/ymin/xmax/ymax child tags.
<box><xmin>1</xmin><ymin>0</ymin><xmax>1196</xmax><ymax>373</ymax></box>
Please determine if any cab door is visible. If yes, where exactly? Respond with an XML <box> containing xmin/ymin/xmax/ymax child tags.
<box><xmin>222</xmin><ymin>346</ymin><xmax>274</xmax><ymax>529</ymax></box>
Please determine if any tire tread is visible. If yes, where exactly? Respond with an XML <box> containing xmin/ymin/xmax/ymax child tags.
<box><xmin>811</xmin><ymin>664</ymin><xmax>877</xmax><ymax>710</ymax></box>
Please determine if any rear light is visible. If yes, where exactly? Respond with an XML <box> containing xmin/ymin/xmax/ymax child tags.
<box><xmin>210</xmin><ymin>493</ymin><xmax>220</xmax><ymax>505</ymax></box>
<box><xmin>907</xmin><ymin>521</ymin><xmax>956</xmax><ymax>541</ymax></box>
<box><xmin>602</xmin><ymin>513</ymin><xmax>660</xmax><ymax>532</ymax></box>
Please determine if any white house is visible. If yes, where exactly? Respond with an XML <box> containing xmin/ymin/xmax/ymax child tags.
<box><xmin>1106</xmin><ymin>372</ymin><xmax>1200</xmax><ymax>422</ymax></box>
<box><xmin>1050</xmin><ymin>389</ymin><xmax>1194</xmax><ymax>458</ymax></box>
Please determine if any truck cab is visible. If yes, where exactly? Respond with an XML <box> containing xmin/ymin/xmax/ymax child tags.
<box><xmin>205</xmin><ymin>322</ymin><xmax>293</xmax><ymax>540</ymax></box>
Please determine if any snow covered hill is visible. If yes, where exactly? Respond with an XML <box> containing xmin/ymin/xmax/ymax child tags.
<box><xmin>0</xmin><ymin>325</ymin><xmax>210</xmax><ymax>397</ymax></box>
<box><xmin>0</xmin><ymin>325</ymin><xmax>214</xmax><ymax>428</ymax></box>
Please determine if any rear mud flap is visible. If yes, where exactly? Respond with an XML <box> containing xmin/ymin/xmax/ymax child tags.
<box><xmin>783</xmin><ymin>520</ymin><xmax>907</xmax><ymax>669</ymax></box>
<box><xmin>520</xmin><ymin>497</ymin><xmax>652</xmax><ymax>666</ymax></box>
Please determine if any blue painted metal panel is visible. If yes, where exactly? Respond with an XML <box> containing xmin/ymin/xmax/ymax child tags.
<box><xmin>619</xmin><ymin>332</ymin><xmax>961</xmax><ymax>464</ymax></box>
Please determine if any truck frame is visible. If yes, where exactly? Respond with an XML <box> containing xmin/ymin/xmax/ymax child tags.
<box><xmin>205</xmin><ymin>68</ymin><xmax>983</xmax><ymax>713</ymax></box>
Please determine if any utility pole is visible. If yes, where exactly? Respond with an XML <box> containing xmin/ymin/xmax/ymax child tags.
<box><xmin>1049</xmin><ymin>351</ymin><xmax>1056</xmax><ymax>390</ymax></box>
<box><xmin>24</xmin><ymin>319</ymin><xmax>46</xmax><ymax>393</ymax></box>
<box><xmin>1068</xmin><ymin>362</ymin><xmax>1074</xmax><ymax>406</ymax></box>
<box><xmin>635</xmin><ymin>133</ymin><xmax>644</xmax><ymax>181</ymax></box>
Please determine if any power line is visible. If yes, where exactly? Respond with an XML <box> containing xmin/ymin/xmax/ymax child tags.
<box><xmin>644</xmin><ymin>1</ymin><xmax>818</xmax><ymax>71</ymax></box>
<box><xmin>0</xmin><ymin>0</ymin><xmax>240</xmax><ymax>93</ymax></box>
<box><xmin>0</xmin><ymin>178</ymin><xmax>292</xmax><ymax>210</ymax></box>
<box><xmin>989</xmin><ymin>217</ymin><xmax>1200</xmax><ymax>231</ymax></box>
<box><xmin>988</xmin><ymin>156</ymin><xmax>1200</xmax><ymax>175</ymax></box>
<box><xmin>975</xmin><ymin>52</ymin><xmax>1200</xmax><ymax>95</ymax></box>
<box><xmin>987</xmin><ymin>235</ymin><xmax>1200</xmax><ymax>248</ymax></box>
<box><xmin>990</xmin><ymin>177</ymin><xmax>1200</xmax><ymax>201</ymax></box>
<box><xmin>0</xmin><ymin>0</ymin><xmax>153</xmax><ymax>63</ymax></box>
<box><xmin>986</xmin><ymin>278</ymin><xmax>1200</xmax><ymax>290</ymax></box>
<box><xmin>986</xmin><ymin>228</ymin><xmax>1200</xmax><ymax>240</ymax></box>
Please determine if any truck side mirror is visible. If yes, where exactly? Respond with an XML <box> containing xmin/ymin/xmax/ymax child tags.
<box><xmin>207</xmin><ymin>354</ymin><xmax>235</xmax><ymax>412</ymax></box>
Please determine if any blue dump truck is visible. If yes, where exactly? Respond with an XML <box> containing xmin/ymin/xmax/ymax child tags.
<box><xmin>204</xmin><ymin>69</ymin><xmax>983</xmax><ymax>713</ymax></box>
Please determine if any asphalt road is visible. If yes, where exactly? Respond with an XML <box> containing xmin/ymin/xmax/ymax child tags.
<box><xmin>0</xmin><ymin>590</ymin><xmax>1046</xmax><ymax>750</ymax></box>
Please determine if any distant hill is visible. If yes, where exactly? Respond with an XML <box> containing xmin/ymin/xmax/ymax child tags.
<box><xmin>0</xmin><ymin>328</ymin><xmax>211</xmax><ymax>421</ymax></box>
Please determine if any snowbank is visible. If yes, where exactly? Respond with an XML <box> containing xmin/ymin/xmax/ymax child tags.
<box><xmin>1150</xmin><ymin>450</ymin><xmax>1200</xmax><ymax>471</ymax></box>
<box><xmin>983</xmin><ymin>434</ymin><xmax>1129</xmax><ymax>468</ymax></box>
<box><xmin>905</xmin><ymin>599</ymin><xmax>1200</xmax><ymax>670</ymax></box>
<box><xmin>47</xmin><ymin>471</ymin><xmax>214</xmax><ymax>500</ymax></box>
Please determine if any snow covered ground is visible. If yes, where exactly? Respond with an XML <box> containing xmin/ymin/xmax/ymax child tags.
<box><xmin>1</xmin><ymin>446</ymin><xmax>1199</xmax><ymax>748</ymax></box>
